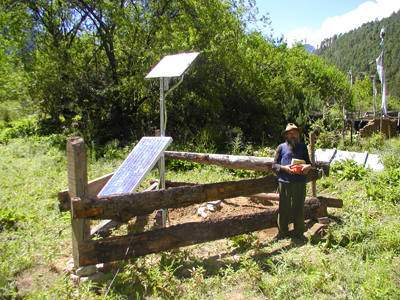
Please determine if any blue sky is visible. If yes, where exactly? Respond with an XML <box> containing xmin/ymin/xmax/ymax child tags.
<box><xmin>254</xmin><ymin>0</ymin><xmax>400</xmax><ymax>48</ymax></box>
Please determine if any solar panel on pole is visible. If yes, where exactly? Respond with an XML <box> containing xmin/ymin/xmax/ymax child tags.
<box><xmin>145</xmin><ymin>52</ymin><xmax>199</xmax><ymax>79</ymax></box>
<box><xmin>144</xmin><ymin>52</ymin><xmax>199</xmax><ymax>227</ymax></box>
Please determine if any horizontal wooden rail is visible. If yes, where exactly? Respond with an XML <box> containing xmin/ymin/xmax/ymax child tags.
<box><xmin>249</xmin><ymin>193</ymin><xmax>343</xmax><ymax>208</ymax></box>
<box><xmin>71</xmin><ymin>169</ymin><xmax>322</xmax><ymax>222</ymax></box>
<box><xmin>165</xmin><ymin>151</ymin><xmax>274</xmax><ymax>172</ymax></box>
<box><xmin>150</xmin><ymin>180</ymin><xmax>342</xmax><ymax>208</ymax></box>
<box><xmin>165</xmin><ymin>151</ymin><xmax>330</xmax><ymax>176</ymax></box>
<box><xmin>77</xmin><ymin>196</ymin><xmax>327</xmax><ymax>266</ymax></box>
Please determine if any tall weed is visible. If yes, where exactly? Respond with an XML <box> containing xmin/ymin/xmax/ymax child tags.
<box><xmin>330</xmin><ymin>158</ymin><xmax>367</xmax><ymax>181</ymax></box>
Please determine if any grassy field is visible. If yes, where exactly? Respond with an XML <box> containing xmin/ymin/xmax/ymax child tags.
<box><xmin>1</xmin><ymin>129</ymin><xmax>400</xmax><ymax>299</ymax></box>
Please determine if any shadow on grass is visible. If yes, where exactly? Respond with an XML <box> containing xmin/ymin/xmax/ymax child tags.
<box><xmin>169</xmin><ymin>219</ymin><xmax>328</xmax><ymax>279</ymax></box>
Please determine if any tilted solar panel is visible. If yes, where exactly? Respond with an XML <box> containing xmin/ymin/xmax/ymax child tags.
<box><xmin>97</xmin><ymin>137</ymin><xmax>172</xmax><ymax>197</ymax></box>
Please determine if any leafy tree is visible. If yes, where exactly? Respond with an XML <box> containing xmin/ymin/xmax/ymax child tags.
<box><xmin>0</xmin><ymin>1</ymin><xmax>34</xmax><ymax>120</ymax></box>
<box><xmin>351</xmin><ymin>76</ymin><xmax>374</xmax><ymax>112</ymax></box>
<box><xmin>2</xmin><ymin>0</ymin><xmax>351</xmax><ymax>148</ymax></box>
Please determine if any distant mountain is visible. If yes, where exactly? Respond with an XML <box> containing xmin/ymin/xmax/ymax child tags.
<box><xmin>315</xmin><ymin>9</ymin><xmax>400</xmax><ymax>98</ymax></box>
<box><xmin>304</xmin><ymin>44</ymin><xmax>315</xmax><ymax>53</ymax></box>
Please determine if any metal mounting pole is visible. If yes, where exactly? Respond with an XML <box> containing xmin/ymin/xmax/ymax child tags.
<box><xmin>159</xmin><ymin>78</ymin><xmax>167</xmax><ymax>227</ymax></box>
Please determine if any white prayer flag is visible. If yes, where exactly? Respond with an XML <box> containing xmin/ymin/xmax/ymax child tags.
<box><xmin>376</xmin><ymin>52</ymin><xmax>387</xmax><ymax>115</ymax></box>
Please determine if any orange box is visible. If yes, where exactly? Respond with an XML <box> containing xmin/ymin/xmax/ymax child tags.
<box><xmin>289</xmin><ymin>165</ymin><xmax>303</xmax><ymax>174</ymax></box>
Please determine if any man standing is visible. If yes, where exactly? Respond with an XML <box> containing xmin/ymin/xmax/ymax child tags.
<box><xmin>272</xmin><ymin>123</ymin><xmax>312</xmax><ymax>240</ymax></box>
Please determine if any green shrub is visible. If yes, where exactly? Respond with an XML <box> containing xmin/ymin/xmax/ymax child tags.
<box><xmin>330</xmin><ymin>158</ymin><xmax>367</xmax><ymax>181</ymax></box>
<box><xmin>360</xmin><ymin>132</ymin><xmax>386</xmax><ymax>152</ymax></box>
<box><xmin>309</xmin><ymin>106</ymin><xmax>344</xmax><ymax>149</ymax></box>
<box><xmin>0</xmin><ymin>118</ymin><xmax>36</xmax><ymax>143</ymax></box>
<box><xmin>381</xmin><ymin>149</ymin><xmax>400</xmax><ymax>169</ymax></box>
<box><xmin>365</xmin><ymin>168</ymin><xmax>400</xmax><ymax>203</ymax></box>
<box><xmin>228</xmin><ymin>232</ymin><xmax>258</xmax><ymax>251</ymax></box>
<box><xmin>0</xmin><ymin>208</ymin><xmax>34</xmax><ymax>231</ymax></box>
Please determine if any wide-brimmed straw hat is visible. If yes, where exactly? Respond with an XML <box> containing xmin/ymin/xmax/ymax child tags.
<box><xmin>281</xmin><ymin>123</ymin><xmax>302</xmax><ymax>137</ymax></box>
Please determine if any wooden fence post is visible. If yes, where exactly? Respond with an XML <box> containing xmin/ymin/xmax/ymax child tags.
<box><xmin>310</xmin><ymin>132</ymin><xmax>317</xmax><ymax>197</ymax></box>
<box><xmin>67</xmin><ymin>137</ymin><xmax>90</xmax><ymax>268</ymax></box>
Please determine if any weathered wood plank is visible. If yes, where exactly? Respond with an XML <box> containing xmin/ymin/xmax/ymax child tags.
<box><xmin>58</xmin><ymin>172</ymin><xmax>114</xmax><ymax>212</ymax></box>
<box><xmin>78</xmin><ymin>197</ymin><xmax>327</xmax><ymax>266</ymax></box>
<box><xmin>310</xmin><ymin>132</ymin><xmax>317</xmax><ymax>197</ymax></box>
<box><xmin>318</xmin><ymin>197</ymin><xmax>343</xmax><ymax>208</ymax></box>
<box><xmin>249</xmin><ymin>193</ymin><xmax>343</xmax><ymax>208</ymax></box>
<box><xmin>71</xmin><ymin>169</ymin><xmax>322</xmax><ymax>222</ymax></box>
<box><xmin>67</xmin><ymin>137</ymin><xmax>91</xmax><ymax>268</ymax></box>
<box><xmin>72</xmin><ymin>175</ymin><xmax>280</xmax><ymax>222</ymax></box>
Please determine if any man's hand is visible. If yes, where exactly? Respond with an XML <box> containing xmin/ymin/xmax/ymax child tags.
<box><xmin>281</xmin><ymin>165</ymin><xmax>295</xmax><ymax>174</ymax></box>
<box><xmin>300</xmin><ymin>164</ymin><xmax>312</xmax><ymax>175</ymax></box>
<box><xmin>282</xmin><ymin>164</ymin><xmax>312</xmax><ymax>175</ymax></box>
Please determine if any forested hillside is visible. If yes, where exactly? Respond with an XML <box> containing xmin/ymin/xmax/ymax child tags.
<box><xmin>316</xmin><ymin>9</ymin><xmax>400</xmax><ymax>99</ymax></box>
<box><xmin>1</xmin><ymin>0</ymin><xmax>351</xmax><ymax>149</ymax></box>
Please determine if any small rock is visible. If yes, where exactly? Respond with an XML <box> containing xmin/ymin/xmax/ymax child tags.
<box><xmin>206</xmin><ymin>204</ymin><xmax>215</xmax><ymax>212</ymax></box>
<box><xmin>70</xmin><ymin>274</ymin><xmax>80</xmax><ymax>283</ymax></box>
<box><xmin>200</xmin><ymin>212</ymin><xmax>208</xmax><ymax>218</ymax></box>
<box><xmin>63</xmin><ymin>263</ymin><xmax>76</xmax><ymax>274</ymax></box>
<box><xmin>98</xmin><ymin>262</ymin><xmax>119</xmax><ymax>274</ymax></box>
<box><xmin>207</xmin><ymin>200</ymin><xmax>222</xmax><ymax>206</ymax></box>
<box><xmin>76</xmin><ymin>265</ymin><xmax>97</xmax><ymax>277</ymax></box>
<box><xmin>207</xmin><ymin>200</ymin><xmax>222</xmax><ymax>211</ymax></box>
<box><xmin>318</xmin><ymin>217</ymin><xmax>330</xmax><ymax>224</ymax></box>
<box><xmin>197</xmin><ymin>206</ymin><xmax>208</xmax><ymax>216</ymax></box>
<box><xmin>80</xmin><ymin>272</ymin><xmax>105</xmax><ymax>284</ymax></box>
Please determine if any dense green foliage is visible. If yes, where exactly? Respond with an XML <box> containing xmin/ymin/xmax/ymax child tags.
<box><xmin>0</xmin><ymin>0</ymin><xmax>351</xmax><ymax>149</ymax></box>
<box><xmin>316</xmin><ymin>9</ymin><xmax>400</xmax><ymax>108</ymax></box>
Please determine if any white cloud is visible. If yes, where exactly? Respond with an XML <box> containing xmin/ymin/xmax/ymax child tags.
<box><xmin>286</xmin><ymin>0</ymin><xmax>400</xmax><ymax>48</ymax></box>
<box><xmin>285</xmin><ymin>27</ymin><xmax>313</xmax><ymax>45</ymax></box>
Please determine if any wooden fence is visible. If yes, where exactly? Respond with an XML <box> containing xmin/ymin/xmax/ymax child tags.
<box><xmin>59</xmin><ymin>136</ymin><xmax>336</xmax><ymax>267</ymax></box>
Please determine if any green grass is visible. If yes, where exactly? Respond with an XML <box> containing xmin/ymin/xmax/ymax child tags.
<box><xmin>1</xmin><ymin>133</ymin><xmax>400</xmax><ymax>299</ymax></box>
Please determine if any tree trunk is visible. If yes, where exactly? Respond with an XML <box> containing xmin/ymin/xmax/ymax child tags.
<box><xmin>165</xmin><ymin>151</ymin><xmax>330</xmax><ymax>176</ymax></box>
<box><xmin>165</xmin><ymin>151</ymin><xmax>274</xmax><ymax>172</ymax></box>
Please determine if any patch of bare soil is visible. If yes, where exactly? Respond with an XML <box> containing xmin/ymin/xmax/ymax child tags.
<box><xmin>15</xmin><ymin>264</ymin><xmax>61</xmax><ymax>297</ymax></box>
<box><xmin>148</xmin><ymin>196</ymin><xmax>325</xmax><ymax>242</ymax></box>
<box><xmin>168</xmin><ymin>197</ymin><xmax>276</xmax><ymax>225</ymax></box>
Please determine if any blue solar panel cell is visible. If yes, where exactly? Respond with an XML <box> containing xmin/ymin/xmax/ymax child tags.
<box><xmin>97</xmin><ymin>137</ymin><xmax>172</xmax><ymax>197</ymax></box>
